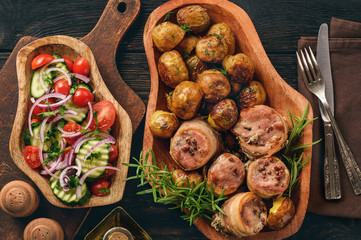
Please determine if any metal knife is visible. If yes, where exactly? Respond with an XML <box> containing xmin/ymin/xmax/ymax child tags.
<box><xmin>317</xmin><ymin>23</ymin><xmax>341</xmax><ymax>200</ymax></box>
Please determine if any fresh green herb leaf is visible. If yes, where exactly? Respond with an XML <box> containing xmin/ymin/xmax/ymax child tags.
<box><xmin>42</xmin><ymin>140</ymin><xmax>64</xmax><ymax>166</ymax></box>
<box><xmin>53</xmin><ymin>52</ymin><xmax>62</xmax><ymax>59</ymax></box>
<box><xmin>37</xmin><ymin>111</ymin><xmax>56</xmax><ymax>120</ymax></box>
<box><xmin>189</xmin><ymin>65</ymin><xmax>194</xmax><ymax>70</ymax></box>
<box><xmin>180</xmin><ymin>24</ymin><xmax>191</xmax><ymax>33</ymax></box>
<box><xmin>211</xmin><ymin>50</ymin><xmax>216</xmax><ymax>57</ymax></box>
<box><xmin>163</xmin><ymin>12</ymin><xmax>174</xmax><ymax>21</ymax></box>
<box><xmin>208</xmin><ymin>83</ymin><xmax>214</xmax><ymax>87</ymax></box>
<box><xmin>172</xmin><ymin>65</ymin><xmax>180</xmax><ymax>75</ymax></box>
<box><xmin>208</xmin><ymin>33</ymin><xmax>222</xmax><ymax>39</ymax></box>
<box><xmin>67</xmin><ymin>174</ymin><xmax>81</xmax><ymax>189</ymax></box>
<box><xmin>43</xmin><ymin>72</ymin><xmax>53</xmax><ymax>85</ymax></box>
<box><xmin>56</xmin><ymin>181</ymin><xmax>61</xmax><ymax>190</ymax></box>
<box><xmin>169</xmin><ymin>34</ymin><xmax>175</xmax><ymax>41</ymax></box>
<box><xmin>182</xmin><ymin>49</ymin><xmax>190</xmax><ymax>58</ymax></box>
<box><xmin>24</xmin><ymin>128</ymin><xmax>31</xmax><ymax>146</ymax></box>
<box><xmin>224</xmin><ymin>120</ymin><xmax>230</xmax><ymax>125</ymax></box>
<box><xmin>205</xmin><ymin>49</ymin><xmax>209</xmax><ymax>55</ymax></box>
<box><xmin>94</xmin><ymin>111</ymin><xmax>99</xmax><ymax>126</ymax></box>
<box><xmin>69</xmin><ymin>75</ymin><xmax>78</xmax><ymax>94</ymax></box>
<box><xmin>87</xmin><ymin>152</ymin><xmax>102</xmax><ymax>162</ymax></box>
<box><xmin>58</xmin><ymin>105</ymin><xmax>68</xmax><ymax>116</ymax></box>
<box><xmin>167</xmin><ymin>92</ymin><xmax>173</xmax><ymax>99</ymax></box>
<box><xmin>58</xmin><ymin>119</ymin><xmax>65</xmax><ymax>129</ymax></box>
<box><xmin>89</xmin><ymin>128</ymin><xmax>101</xmax><ymax>137</ymax></box>
<box><xmin>80</xmin><ymin>128</ymin><xmax>91</xmax><ymax>134</ymax></box>
<box><xmin>97</xmin><ymin>188</ymin><xmax>110</xmax><ymax>194</ymax></box>
<box><xmin>124</xmin><ymin>149</ymin><xmax>227</xmax><ymax>225</ymax></box>
<box><xmin>252</xmin><ymin>88</ymin><xmax>258</xmax><ymax>93</ymax></box>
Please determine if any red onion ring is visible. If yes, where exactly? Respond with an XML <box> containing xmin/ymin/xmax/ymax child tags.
<box><xmin>45</xmin><ymin>67</ymin><xmax>71</xmax><ymax>86</ymax></box>
<box><xmin>40</xmin><ymin>139</ymin><xmax>65</xmax><ymax>175</ymax></box>
<box><xmin>74</xmin><ymin>137</ymin><xmax>96</xmax><ymax>153</ymax></box>
<box><xmin>84</xmin><ymin>102</ymin><xmax>93</xmax><ymax>130</ymax></box>
<box><xmin>28</xmin><ymin>93</ymin><xmax>67</xmax><ymax>136</ymax></box>
<box><xmin>54</xmin><ymin>73</ymin><xmax>90</xmax><ymax>84</ymax></box>
<box><xmin>94</xmin><ymin>132</ymin><xmax>116</xmax><ymax>142</ymax></box>
<box><xmin>38</xmin><ymin>143</ymin><xmax>59</xmax><ymax>179</ymax></box>
<box><xmin>82</xmin><ymin>138</ymin><xmax>116</xmax><ymax>162</ymax></box>
<box><xmin>39</xmin><ymin>116</ymin><xmax>50</xmax><ymax>143</ymax></box>
<box><xmin>36</xmin><ymin>94</ymin><xmax>72</xmax><ymax>108</ymax></box>
<box><xmin>39</xmin><ymin>59</ymin><xmax>65</xmax><ymax>93</ymax></box>
<box><xmin>76</xmin><ymin>165</ymin><xmax>121</xmax><ymax>199</ymax></box>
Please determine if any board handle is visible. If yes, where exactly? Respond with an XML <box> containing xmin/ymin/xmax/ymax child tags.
<box><xmin>81</xmin><ymin>0</ymin><xmax>141</xmax><ymax>58</ymax></box>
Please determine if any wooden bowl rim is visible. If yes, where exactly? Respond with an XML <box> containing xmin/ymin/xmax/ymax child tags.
<box><xmin>9</xmin><ymin>35</ymin><xmax>133</xmax><ymax>208</ymax></box>
<box><xmin>143</xmin><ymin>0</ymin><xmax>313</xmax><ymax>239</ymax></box>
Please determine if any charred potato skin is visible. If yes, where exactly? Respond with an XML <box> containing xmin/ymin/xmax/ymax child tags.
<box><xmin>176</xmin><ymin>5</ymin><xmax>211</xmax><ymax>34</ymax></box>
<box><xmin>208</xmin><ymin>99</ymin><xmax>238</xmax><ymax>131</ymax></box>
<box><xmin>166</xmin><ymin>81</ymin><xmax>204</xmax><ymax>120</ymax></box>
<box><xmin>267</xmin><ymin>197</ymin><xmax>296</xmax><ymax>230</ymax></box>
<box><xmin>207</xmin><ymin>22</ymin><xmax>236</xmax><ymax>55</ymax></box>
<box><xmin>152</xmin><ymin>22</ymin><xmax>186</xmax><ymax>52</ymax></box>
<box><xmin>196</xmin><ymin>69</ymin><xmax>231</xmax><ymax>103</ymax></box>
<box><xmin>158</xmin><ymin>50</ymin><xmax>189</xmax><ymax>88</ymax></box>
<box><xmin>172</xmin><ymin>169</ymin><xmax>203</xmax><ymax>188</ymax></box>
<box><xmin>186</xmin><ymin>55</ymin><xmax>207</xmax><ymax>81</ymax></box>
<box><xmin>149</xmin><ymin>110</ymin><xmax>179</xmax><ymax>138</ymax></box>
<box><xmin>176</xmin><ymin>35</ymin><xmax>199</xmax><ymax>58</ymax></box>
<box><xmin>196</xmin><ymin>35</ymin><xmax>229</xmax><ymax>63</ymax></box>
<box><xmin>222</xmin><ymin>53</ymin><xmax>255</xmax><ymax>84</ymax></box>
<box><xmin>237</xmin><ymin>81</ymin><xmax>267</xmax><ymax>109</ymax></box>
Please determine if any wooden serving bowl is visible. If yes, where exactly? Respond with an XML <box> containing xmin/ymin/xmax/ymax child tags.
<box><xmin>143</xmin><ymin>0</ymin><xmax>313</xmax><ymax>239</ymax></box>
<box><xmin>9</xmin><ymin>35</ymin><xmax>133</xmax><ymax>208</ymax></box>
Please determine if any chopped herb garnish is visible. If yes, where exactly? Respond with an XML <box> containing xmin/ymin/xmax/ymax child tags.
<box><xmin>208</xmin><ymin>83</ymin><xmax>214</xmax><ymax>87</ymax></box>
<box><xmin>69</xmin><ymin>75</ymin><xmax>78</xmax><ymax>94</ymax></box>
<box><xmin>43</xmin><ymin>72</ymin><xmax>53</xmax><ymax>85</ymax></box>
<box><xmin>67</xmin><ymin>175</ymin><xmax>81</xmax><ymax>189</ymax></box>
<box><xmin>205</xmin><ymin>49</ymin><xmax>209</xmax><ymax>55</ymax></box>
<box><xmin>208</xmin><ymin>33</ymin><xmax>222</xmax><ymax>39</ymax></box>
<box><xmin>180</xmin><ymin>24</ymin><xmax>191</xmax><ymax>33</ymax></box>
<box><xmin>224</xmin><ymin>120</ymin><xmax>230</xmax><ymax>125</ymax></box>
<box><xmin>42</xmin><ymin>139</ymin><xmax>64</xmax><ymax>166</ymax></box>
<box><xmin>37</xmin><ymin>111</ymin><xmax>56</xmax><ymax>120</ymax></box>
<box><xmin>58</xmin><ymin>119</ymin><xmax>65</xmax><ymax>129</ymax></box>
<box><xmin>80</xmin><ymin>128</ymin><xmax>91</xmax><ymax>134</ymax></box>
<box><xmin>252</xmin><ymin>88</ymin><xmax>258</xmax><ymax>93</ymax></box>
<box><xmin>163</xmin><ymin>11</ymin><xmax>174</xmax><ymax>21</ymax></box>
<box><xmin>58</xmin><ymin>105</ymin><xmax>68</xmax><ymax>116</ymax></box>
<box><xmin>55</xmin><ymin>181</ymin><xmax>61</xmax><ymax>190</ymax></box>
<box><xmin>182</xmin><ymin>49</ymin><xmax>190</xmax><ymax>58</ymax></box>
<box><xmin>53</xmin><ymin>52</ymin><xmax>62</xmax><ymax>59</ymax></box>
<box><xmin>189</xmin><ymin>65</ymin><xmax>194</xmax><ymax>70</ymax></box>
<box><xmin>87</xmin><ymin>152</ymin><xmax>102</xmax><ymax>163</ymax></box>
<box><xmin>167</xmin><ymin>92</ymin><xmax>173</xmax><ymax>99</ymax></box>
<box><xmin>169</xmin><ymin>34</ymin><xmax>175</xmax><ymax>41</ymax></box>
<box><xmin>89</xmin><ymin>127</ymin><xmax>101</xmax><ymax>137</ymax></box>
<box><xmin>211</xmin><ymin>50</ymin><xmax>216</xmax><ymax>57</ymax></box>
<box><xmin>172</xmin><ymin>65</ymin><xmax>180</xmax><ymax>75</ymax></box>
<box><xmin>97</xmin><ymin>188</ymin><xmax>110</xmax><ymax>194</ymax></box>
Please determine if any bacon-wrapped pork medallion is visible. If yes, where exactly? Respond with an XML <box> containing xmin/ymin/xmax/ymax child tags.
<box><xmin>207</xmin><ymin>153</ymin><xmax>245</xmax><ymax>196</ymax></box>
<box><xmin>211</xmin><ymin>192</ymin><xmax>267</xmax><ymax>237</ymax></box>
<box><xmin>170</xmin><ymin>119</ymin><xmax>221</xmax><ymax>171</ymax></box>
<box><xmin>247</xmin><ymin>156</ymin><xmax>290</xmax><ymax>199</ymax></box>
<box><xmin>231</xmin><ymin>105</ymin><xmax>288</xmax><ymax>158</ymax></box>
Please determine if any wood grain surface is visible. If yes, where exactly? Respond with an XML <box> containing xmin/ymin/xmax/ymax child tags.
<box><xmin>0</xmin><ymin>0</ymin><xmax>361</xmax><ymax>240</ymax></box>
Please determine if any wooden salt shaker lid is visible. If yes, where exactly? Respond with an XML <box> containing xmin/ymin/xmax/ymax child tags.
<box><xmin>24</xmin><ymin>218</ymin><xmax>64</xmax><ymax>240</ymax></box>
<box><xmin>0</xmin><ymin>180</ymin><xmax>39</xmax><ymax>217</ymax></box>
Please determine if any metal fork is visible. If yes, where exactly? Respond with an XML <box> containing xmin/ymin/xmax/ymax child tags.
<box><xmin>297</xmin><ymin>46</ymin><xmax>361</xmax><ymax>195</ymax></box>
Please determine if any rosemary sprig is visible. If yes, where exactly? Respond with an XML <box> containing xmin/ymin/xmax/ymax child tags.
<box><xmin>123</xmin><ymin>149</ymin><xmax>227</xmax><ymax>225</ymax></box>
<box><xmin>283</xmin><ymin>103</ymin><xmax>321</xmax><ymax>197</ymax></box>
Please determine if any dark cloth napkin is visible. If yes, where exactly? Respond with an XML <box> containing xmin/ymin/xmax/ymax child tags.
<box><xmin>298</xmin><ymin>18</ymin><xmax>361</xmax><ymax>219</ymax></box>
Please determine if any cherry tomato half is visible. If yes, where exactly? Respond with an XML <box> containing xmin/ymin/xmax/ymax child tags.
<box><xmin>73</xmin><ymin>88</ymin><xmax>94</xmax><ymax>108</ymax></box>
<box><xmin>73</xmin><ymin>57</ymin><xmax>90</xmax><ymax>76</ymax></box>
<box><xmin>87</xmin><ymin>100</ymin><xmax>116</xmax><ymax>131</ymax></box>
<box><xmin>31</xmin><ymin>119</ymin><xmax>39</xmax><ymax>124</ymax></box>
<box><xmin>104</xmin><ymin>163</ymin><xmax>116</xmax><ymax>179</ymax></box>
<box><xmin>24</xmin><ymin>146</ymin><xmax>41</xmax><ymax>168</ymax></box>
<box><xmin>31</xmin><ymin>54</ymin><xmax>54</xmax><ymax>70</ymax></box>
<box><xmin>63</xmin><ymin>56</ymin><xmax>74</xmax><ymax>72</ymax></box>
<box><xmin>109</xmin><ymin>144</ymin><xmax>118</xmax><ymax>162</ymax></box>
<box><xmin>63</xmin><ymin>122</ymin><xmax>82</xmax><ymax>145</ymax></box>
<box><xmin>54</xmin><ymin>79</ymin><xmax>71</xmax><ymax>95</ymax></box>
<box><xmin>33</xmin><ymin>105</ymin><xmax>46</xmax><ymax>120</ymax></box>
<box><xmin>90</xmin><ymin>178</ymin><xmax>110</xmax><ymax>196</ymax></box>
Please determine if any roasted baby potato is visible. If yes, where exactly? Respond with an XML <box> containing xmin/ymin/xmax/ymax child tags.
<box><xmin>166</xmin><ymin>81</ymin><xmax>204</xmax><ymax>120</ymax></box>
<box><xmin>267</xmin><ymin>197</ymin><xmax>295</xmax><ymax>230</ymax></box>
<box><xmin>222</xmin><ymin>53</ymin><xmax>254</xmax><ymax>84</ymax></box>
<box><xmin>172</xmin><ymin>169</ymin><xmax>203</xmax><ymax>188</ymax></box>
<box><xmin>158</xmin><ymin>50</ymin><xmax>189</xmax><ymax>88</ymax></box>
<box><xmin>152</xmin><ymin>22</ymin><xmax>185</xmax><ymax>52</ymax></box>
<box><xmin>196</xmin><ymin>35</ymin><xmax>229</xmax><ymax>63</ymax></box>
<box><xmin>196</xmin><ymin>69</ymin><xmax>231</xmax><ymax>103</ymax></box>
<box><xmin>185</xmin><ymin>55</ymin><xmax>207</xmax><ymax>81</ymax></box>
<box><xmin>207</xmin><ymin>22</ymin><xmax>236</xmax><ymax>55</ymax></box>
<box><xmin>149</xmin><ymin>110</ymin><xmax>179</xmax><ymax>138</ymax></box>
<box><xmin>208</xmin><ymin>99</ymin><xmax>238</xmax><ymax>131</ymax></box>
<box><xmin>176</xmin><ymin>35</ymin><xmax>199</xmax><ymax>58</ymax></box>
<box><xmin>176</xmin><ymin>5</ymin><xmax>211</xmax><ymax>34</ymax></box>
<box><xmin>237</xmin><ymin>81</ymin><xmax>267</xmax><ymax>109</ymax></box>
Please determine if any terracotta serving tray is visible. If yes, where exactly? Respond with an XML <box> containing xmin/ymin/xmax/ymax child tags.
<box><xmin>143</xmin><ymin>0</ymin><xmax>313</xmax><ymax>239</ymax></box>
<box><xmin>8</xmin><ymin>0</ymin><xmax>144</xmax><ymax>208</ymax></box>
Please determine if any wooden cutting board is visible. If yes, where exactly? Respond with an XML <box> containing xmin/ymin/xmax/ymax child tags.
<box><xmin>0</xmin><ymin>0</ymin><xmax>144</xmax><ymax>239</ymax></box>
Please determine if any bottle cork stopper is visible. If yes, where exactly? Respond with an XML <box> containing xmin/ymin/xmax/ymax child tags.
<box><xmin>23</xmin><ymin>218</ymin><xmax>64</xmax><ymax>240</ymax></box>
<box><xmin>0</xmin><ymin>180</ymin><xmax>39</xmax><ymax>217</ymax></box>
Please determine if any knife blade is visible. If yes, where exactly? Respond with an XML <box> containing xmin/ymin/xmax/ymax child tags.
<box><xmin>317</xmin><ymin>23</ymin><xmax>341</xmax><ymax>199</ymax></box>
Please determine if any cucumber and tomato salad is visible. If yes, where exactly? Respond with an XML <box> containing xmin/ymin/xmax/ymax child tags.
<box><xmin>24</xmin><ymin>53</ymin><xmax>121</xmax><ymax>206</ymax></box>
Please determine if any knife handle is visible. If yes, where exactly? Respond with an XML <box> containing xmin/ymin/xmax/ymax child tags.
<box><xmin>323</xmin><ymin>122</ymin><xmax>341</xmax><ymax>199</ymax></box>
<box><xmin>323</xmin><ymin>103</ymin><xmax>361</xmax><ymax>195</ymax></box>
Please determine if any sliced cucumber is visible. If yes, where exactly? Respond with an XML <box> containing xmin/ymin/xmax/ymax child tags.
<box><xmin>76</xmin><ymin>139</ymin><xmax>109</xmax><ymax>181</ymax></box>
<box><xmin>31</xmin><ymin>69</ymin><xmax>50</xmax><ymax>98</ymax></box>
<box><xmin>63</xmin><ymin>99</ymin><xmax>89</xmax><ymax>123</ymax></box>
<box><xmin>50</xmin><ymin>171</ymin><xmax>91</xmax><ymax>207</ymax></box>
<box><xmin>77</xmin><ymin>83</ymin><xmax>92</xmax><ymax>92</ymax></box>
<box><xmin>30</xmin><ymin>123</ymin><xmax>62</xmax><ymax>152</ymax></box>
<box><xmin>52</xmin><ymin>53</ymin><xmax>70</xmax><ymax>75</ymax></box>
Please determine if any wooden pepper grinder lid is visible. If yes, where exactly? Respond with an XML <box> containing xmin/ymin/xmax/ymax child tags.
<box><xmin>0</xmin><ymin>180</ymin><xmax>39</xmax><ymax>217</ymax></box>
<box><xmin>24</xmin><ymin>218</ymin><xmax>64</xmax><ymax>240</ymax></box>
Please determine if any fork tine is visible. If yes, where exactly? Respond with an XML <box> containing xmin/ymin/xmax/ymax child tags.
<box><xmin>296</xmin><ymin>51</ymin><xmax>311</xmax><ymax>86</ymax></box>
<box><xmin>307</xmin><ymin>46</ymin><xmax>323</xmax><ymax>80</ymax></box>
<box><xmin>299</xmin><ymin>49</ymin><xmax>314</xmax><ymax>83</ymax></box>
<box><xmin>304</xmin><ymin>47</ymin><xmax>319</xmax><ymax>82</ymax></box>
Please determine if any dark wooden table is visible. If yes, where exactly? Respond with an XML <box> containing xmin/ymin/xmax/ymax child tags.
<box><xmin>0</xmin><ymin>0</ymin><xmax>360</xmax><ymax>239</ymax></box>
